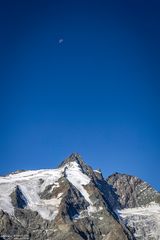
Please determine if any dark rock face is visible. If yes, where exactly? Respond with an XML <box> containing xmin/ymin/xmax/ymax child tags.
<box><xmin>0</xmin><ymin>154</ymin><xmax>159</xmax><ymax>240</ymax></box>
<box><xmin>106</xmin><ymin>173</ymin><xmax>160</xmax><ymax>209</ymax></box>
<box><xmin>106</xmin><ymin>173</ymin><xmax>160</xmax><ymax>240</ymax></box>
<box><xmin>0</xmin><ymin>210</ymin><xmax>28</xmax><ymax>239</ymax></box>
<box><xmin>10</xmin><ymin>185</ymin><xmax>28</xmax><ymax>209</ymax></box>
<box><xmin>155</xmin><ymin>194</ymin><xmax>160</xmax><ymax>204</ymax></box>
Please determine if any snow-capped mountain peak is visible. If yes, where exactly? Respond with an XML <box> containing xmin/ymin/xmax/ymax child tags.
<box><xmin>0</xmin><ymin>154</ymin><xmax>159</xmax><ymax>240</ymax></box>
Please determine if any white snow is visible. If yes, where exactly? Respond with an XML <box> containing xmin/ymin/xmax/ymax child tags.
<box><xmin>94</xmin><ymin>170</ymin><xmax>101</xmax><ymax>173</ymax></box>
<box><xmin>118</xmin><ymin>202</ymin><xmax>160</xmax><ymax>217</ymax></box>
<box><xmin>65</xmin><ymin>161</ymin><xmax>91</xmax><ymax>204</ymax></box>
<box><xmin>0</xmin><ymin>168</ymin><xmax>63</xmax><ymax>220</ymax></box>
<box><xmin>98</xmin><ymin>206</ymin><xmax>103</xmax><ymax>211</ymax></box>
<box><xmin>0</xmin><ymin>160</ymin><xmax>96</xmax><ymax>220</ymax></box>
<box><xmin>117</xmin><ymin>202</ymin><xmax>160</xmax><ymax>239</ymax></box>
<box><xmin>65</xmin><ymin>161</ymin><xmax>97</xmax><ymax>215</ymax></box>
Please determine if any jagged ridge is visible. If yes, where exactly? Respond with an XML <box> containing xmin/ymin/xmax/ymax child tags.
<box><xmin>0</xmin><ymin>153</ymin><xmax>159</xmax><ymax>240</ymax></box>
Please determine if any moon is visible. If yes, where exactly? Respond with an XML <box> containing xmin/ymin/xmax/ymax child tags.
<box><xmin>58</xmin><ymin>38</ymin><xmax>64</xmax><ymax>44</ymax></box>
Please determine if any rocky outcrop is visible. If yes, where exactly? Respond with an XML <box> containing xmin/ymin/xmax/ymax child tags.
<box><xmin>0</xmin><ymin>153</ymin><xmax>159</xmax><ymax>240</ymax></box>
<box><xmin>10</xmin><ymin>185</ymin><xmax>28</xmax><ymax>209</ymax></box>
<box><xmin>107</xmin><ymin>173</ymin><xmax>160</xmax><ymax>239</ymax></box>
<box><xmin>106</xmin><ymin>173</ymin><xmax>160</xmax><ymax>209</ymax></box>
<box><xmin>0</xmin><ymin>210</ymin><xmax>28</xmax><ymax>239</ymax></box>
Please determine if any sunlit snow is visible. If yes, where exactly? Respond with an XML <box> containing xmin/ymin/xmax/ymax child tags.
<box><xmin>0</xmin><ymin>160</ymin><xmax>95</xmax><ymax>220</ymax></box>
<box><xmin>0</xmin><ymin>169</ymin><xmax>63</xmax><ymax>220</ymax></box>
<box><xmin>65</xmin><ymin>161</ymin><xmax>97</xmax><ymax>215</ymax></box>
<box><xmin>117</xmin><ymin>203</ymin><xmax>160</xmax><ymax>239</ymax></box>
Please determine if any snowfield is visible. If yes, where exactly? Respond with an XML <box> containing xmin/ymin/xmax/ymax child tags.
<box><xmin>117</xmin><ymin>202</ymin><xmax>160</xmax><ymax>239</ymax></box>
<box><xmin>0</xmin><ymin>161</ymin><xmax>94</xmax><ymax>220</ymax></box>
<box><xmin>1</xmin><ymin>160</ymin><xmax>159</xmax><ymax>239</ymax></box>
<box><xmin>0</xmin><ymin>168</ymin><xmax>63</xmax><ymax>220</ymax></box>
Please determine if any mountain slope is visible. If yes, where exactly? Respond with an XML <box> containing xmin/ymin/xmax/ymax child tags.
<box><xmin>106</xmin><ymin>173</ymin><xmax>160</xmax><ymax>239</ymax></box>
<box><xmin>0</xmin><ymin>154</ymin><xmax>132</xmax><ymax>240</ymax></box>
<box><xmin>0</xmin><ymin>154</ymin><xmax>159</xmax><ymax>240</ymax></box>
<box><xmin>107</xmin><ymin>173</ymin><xmax>160</xmax><ymax>209</ymax></box>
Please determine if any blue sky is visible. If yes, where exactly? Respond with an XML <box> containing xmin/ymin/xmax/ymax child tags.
<box><xmin>0</xmin><ymin>0</ymin><xmax>160</xmax><ymax>190</ymax></box>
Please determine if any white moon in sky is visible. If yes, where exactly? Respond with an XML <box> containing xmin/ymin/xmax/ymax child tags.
<box><xmin>59</xmin><ymin>38</ymin><xmax>64</xmax><ymax>44</ymax></box>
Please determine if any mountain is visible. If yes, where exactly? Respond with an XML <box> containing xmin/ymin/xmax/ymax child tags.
<box><xmin>107</xmin><ymin>173</ymin><xmax>160</xmax><ymax>239</ymax></box>
<box><xmin>0</xmin><ymin>153</ymin><xmax>159</xmax><ymax>240</ymax></box>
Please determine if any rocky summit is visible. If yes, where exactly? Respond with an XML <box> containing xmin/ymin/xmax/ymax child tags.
<box><xmin>0</xmin><ymin>153</ymin><xmax>159</xmax><ymax>240</ymax></box>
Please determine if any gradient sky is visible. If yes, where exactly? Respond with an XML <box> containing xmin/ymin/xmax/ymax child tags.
<box><xmin>0</xmin><ymin>0</ymin><xmax>160</xmax><ymax>190</ymax></box>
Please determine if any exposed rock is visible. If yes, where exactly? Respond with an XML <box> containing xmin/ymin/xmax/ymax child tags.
<box><xmin>107</xmin><ymin>173</ymin><xmax>160</xmax><ymax>239</ymax></box>
<box><xmin>10</xmin><ymin>185</ymin><xmax>28</xmax><ymax>209</ymax></box>
<box><xmin>106</xmin><ymin>173</ymin><xmax>160</xmax><ymax>209</ymax></box>
<box><xmin>0</xmin><ymin>154</ymin><xmax>159</xmax><ymax>239</ymax></box>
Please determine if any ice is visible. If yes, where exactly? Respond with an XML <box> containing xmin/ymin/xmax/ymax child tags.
<box><xmin>94</xmin><ymin>170</ymin><xmax>101</xmax><ymax>174</ymax></box>
<box><xmin>0</xmin><ymin>160</ymin><xmax>96</xmax><ymax>220</ymax></box>
<box><xmin>65</xmin><ymin>161</ymin><xmax>92</xmax><ymax>204</ymax></box>
<box><xmin>117</xmin><ymin>202</ymin><xmax>160</xmax><ymax>239</ymax></box>
<box><xmin>0</xmin><ymin>168</ymin><xmax>63</xmax><ymax>220</ymax></box>
<box><xmin>65</xmin><ymin>162</ymin><xmax>97</xmax><ymax>214</ymax></box>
